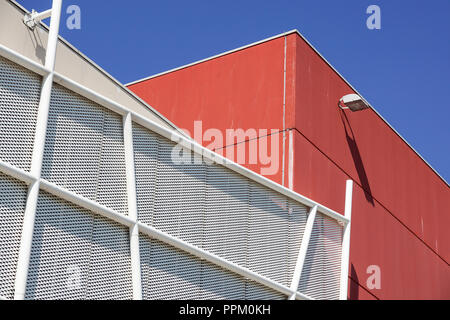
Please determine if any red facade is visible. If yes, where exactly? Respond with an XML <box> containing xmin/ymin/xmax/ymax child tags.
<box><xmin>128</xmin><ymin>31</ymin><xmax>450</xmax><ymax>299</ymax></box>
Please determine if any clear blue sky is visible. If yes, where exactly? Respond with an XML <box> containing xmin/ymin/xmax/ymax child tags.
<box><xmin>18</xmin><ymin>0</ymin><xmax>450</xmax><ymax>183</ymax></box>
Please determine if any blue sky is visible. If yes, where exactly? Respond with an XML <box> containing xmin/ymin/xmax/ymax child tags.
<box><xmin>18</xmin><ymin>0</ymin><xmax>450</xmax><ymax>182</ymax></box>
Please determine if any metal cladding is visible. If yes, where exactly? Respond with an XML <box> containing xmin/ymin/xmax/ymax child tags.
<box><xmin>0</xmin><ymin>48</ymin><xmax>350</xmax><ymax>300</ymax></box>
<box><xmin>128</xmin><ymin>31</ymin><xmax>450</xmax><ymax>299</ymax></box>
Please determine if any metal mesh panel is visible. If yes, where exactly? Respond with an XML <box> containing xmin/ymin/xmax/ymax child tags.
<box><xmin>249</xmin><ymin>183</ymin><xmax>293</xmax><ymax>287</ymax></box>
<box><xmin>0</xmin><ymin>56</ymin><xmax>40</xmax><ymax>171</ymax></box>
<box><xmin>245</xmin><ymin>280</ymin><xmax>286</xmax><ymax>300</ymax></box>
<box><xmin>139</xmin><ymin>234</ymin><xmax>285</xmax><ymax>300</ymax></box>
<box><xmin>204</xmin><ymin>165</ymin><xmax>249</xmax><ymax>267</ymax></box>
<box><xmin>0</xmin><ymin>173</ymin><xmax>27</xmax><ymax>300</ymax></box>
<box><xmin>133</xmin><ymin>124</ymin><xmax>205</xmax><ymax>247</ymax></box>
<box><xmin>26</xmin><ymin>191</ymin><xmax>133</xmax><ymax>300</ymax></box>
<box><xmin>287</xmin><ymin>200</ymin><xmax>309</xmax><ymax>284</ymax></box>
<box><xmin>133</xmin><ymin>122</ymin><xmax>310</xmax><ymax>289</ymax></box>
<box><xmin>42</xmin><ymin>84</ymin><xmax>128</xmax><ymax>215</ymax></box>
<box><xmin>132</xmin><ymin>123</ymin><xmax>158</xmax><ymax>225</ymax></box>
<box><xmin>298</xmin><ymin>213</ymin><xmax>344</xmax><ymax>300</ymax></box>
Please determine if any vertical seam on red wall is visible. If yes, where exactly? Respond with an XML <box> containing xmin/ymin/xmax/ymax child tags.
<box><xmin>282</xmin><ymin>36</ymin><xmax>287</xmax><ymax>187</ymax></box>
<box><xmin>287</xmin><ymin>35</ymin><xmax>297</xmax><ymax>191</ymax></box>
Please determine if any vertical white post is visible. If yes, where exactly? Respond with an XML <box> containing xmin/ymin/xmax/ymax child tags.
<box><xmin>288</xmin><ymin>205</ymin><xmax>317</xmax><ymax>300</ymax></box>
<box><xmin>14</xmin><ymin>0</ymin><xmax>63</xmax><ymax>300</ymax></box>
<box><xmin>339</xmin><ymin>180</ymin><xmax>353</xmax><ymax>300</ymax></box>
<box><xmin>123</xmin><ymin>112</ymin><xmax>142</xmax><ymax>300</ymax></box>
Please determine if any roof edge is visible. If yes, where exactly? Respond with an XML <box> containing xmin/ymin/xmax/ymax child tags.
<box><xmin>126</xmin><ymin>29</ymin><xmax>449</xmax><ymax>187</ymax></box>
<box><xmin>7</xmin><ymin>0</ymin><xmax>187</xmax><ymax>138</ymax></box>
<box><xmin>126</xmin><ymin>30</ymin><xmax>299</xmax><ymax>86</ymax></box>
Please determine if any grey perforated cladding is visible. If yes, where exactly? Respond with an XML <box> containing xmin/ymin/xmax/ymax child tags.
<box><xmin>133</xmin><ymin>123</ymin><xmax>308</xmax><ymax>288</ymax></box>
<box><xmin>139</xmin><ymin>234</ymin><xmax>285</xmax><ymax>300</ymax></box>
<box><xmin>133</xmin><ymin>124</ymin><xmax>205</xmax><ymax>247</ymax></box>
<box><xmin>0</xmin><ymin>173</ymin><xmax>27</xmax><ymax>300</ymax></box>
<box><xmin>0</xmin><ymin>56</ymin><xmax>40</xmax><ymax>171</ymax></box>
<box><xmin>26</xmin><ymin>191</ymin><xmax>133</xmax><ymax>300</ymax></box>
<box><xmin>298</xmin><ymin>213</ymin><xmax>344</xmax><ymax>300</ymax></box>
<box><xmin>42</xmin><ymin>83</ymin><xmax>128</xmax><ymax>215</ymax></box>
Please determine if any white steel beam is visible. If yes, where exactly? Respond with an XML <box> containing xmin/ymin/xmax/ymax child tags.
<box><xmin>288</xmin><ymin>205</ymin><xmax>317</xmax><ymax>299</ymax></box>
<box><xmin>0</xmin><ymin>160</ymin><xmax>36</xmax><ymax>185</ymax></box>
<box><xmin>339</xmin><ymin>180</ymin><xmax>353</xmax><ymax>300</ymax></box>
<box><xmin>0</xmin><ymin>44</ymin><xmax>51</xmax><ymax>77</ymax></box>
<box><xmin>39</xmin><ymin>179</ymin><xmax>136</xmax><ymax>227</ymax></box>
<box><xmin>13</xmin><ymin>0</ymin><xmax>63</xmax><ymax>300</ymax></box>
<box><xmin>123</xmin><ymin>112</ymin><xmax>143</xmax><ymax>300</ymax></box>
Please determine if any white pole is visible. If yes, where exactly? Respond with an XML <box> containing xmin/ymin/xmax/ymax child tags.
<box><xmin>339</xmin><ymin>180</ymin><xmax>353</xmax><ymax>300</ymax></box>
<box><xmin>14</xmin><ymin>0</ymin><xmax>63</xmax><ymax>300</ymax></box>
<box><xmin>123</xmin><ymin>112</ymin><xmax>143</xmax><ymax>300</ymax></box>
<box><xmin>288</xmin><ymin>205</ymin><xmax>317</xmax><ymax>299</ymax></box>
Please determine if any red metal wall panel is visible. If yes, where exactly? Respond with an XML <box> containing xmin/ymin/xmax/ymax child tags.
<box><xmin>129</xmin><ymin>37</ymin><xmax>289</xmax><ymax>185</ymax></box>
<box><xmin>293</xmin><ymin>34</ymin><xmax>449</xmax><ymax>266</ymax></box>
<box><xmin>293</xmin><ymin>130</ymin><xmax>450</xmax><ymax>299</ymax></box>
<box><xmin>128</xmin><ymin>32</ymin><xmax>449</xmax><ymax>299</ymax></box>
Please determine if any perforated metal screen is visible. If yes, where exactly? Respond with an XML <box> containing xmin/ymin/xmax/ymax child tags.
<box><xmin>0</xmin><ymin>173</ymin><xmax>27</xmax><ymax>300</ymax></box>
<box><xmin>0</xmin><ymin>52</ymin><xmax>348</xmax><ymax>300</ymax></box>
<box><xmin>298</xmin><ymin>214</ymin><xmax>344</xmax><ymax>300</ymax></box>
<box><xmin>0</xmin><ymin>56</ymin><xmax>40</xmax><ymax>172</ymax></box>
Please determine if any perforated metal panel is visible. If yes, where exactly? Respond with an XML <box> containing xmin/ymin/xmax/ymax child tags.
<box><xmin>133</xmin><ymin>124</ymin><xmax>205</xmax><ymax>247</ymax></box>
<box><xmin>132</xmin><ymin>122</ymin><xmax>310</xmax><ymax>291</ymax></box>
<box><xmin>0</xmin><ymin>56</ymin><xmax>40</xmax><ymax>171</ymax></box>
<box><xmin>204</xmin><ymin>165</ymin><xmax>250</xmax><ymax>268</ymax></box>
<box><xmin>132</xmin><ymin>123</ymin><xmax>158</xmax><ymax>225</ymax></box>
<box><xmin>287</xmin><ymin>199</ymin><xmax>309</xmax><ymax>284</ymax></box>
<box><xmin>26</xmin><ymin>191</ymin><xmax>133</xmax><ymax>300</ymax></box>
<box><xmin>139</xmin><ymin>234</ymin><xmax>284</xmax><ymax>300</ymax></box>
<box><xmin>0</xmin><ymin>173</ymin><xmax>27</xmax><ymax>300</ymax></box>
<box><xmin>42</xmin><ymin>84</ymin><xmax>128</xmax><ymax>215</ymax></box>
<box><xmin>249</xmin><ymin>183</ymin><xmax>296</xmax><ymax>287</ymax></box>
<box><xmin>298</xmin><ymin>213</ymin><xmax>344</xmax><ymax>300</ymax></box>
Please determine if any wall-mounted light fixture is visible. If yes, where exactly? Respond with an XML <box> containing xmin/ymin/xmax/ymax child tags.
<box><xmin>338</xmin><ymin>94</ymin><xmax>370</xmax><ymax>112</ymax></box>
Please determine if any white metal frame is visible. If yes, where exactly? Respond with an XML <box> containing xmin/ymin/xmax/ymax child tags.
<box><xmin>0</xmin><ymin>2</ymin><xmax>353</xmax><ymax>300</ymax></box>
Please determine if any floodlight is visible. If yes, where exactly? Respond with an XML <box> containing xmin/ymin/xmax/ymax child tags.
<box><xmin>338</xmin><ymin>94</ymin><xmax>370</xmax><ymax>112</ymax></box>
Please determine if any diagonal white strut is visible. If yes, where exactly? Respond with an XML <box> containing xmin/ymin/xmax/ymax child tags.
<box><xmin>288</xmin><ymin>205</ymin><xmax>318</xmax><ymax>299</ymax></box>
